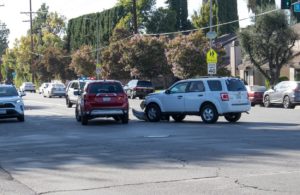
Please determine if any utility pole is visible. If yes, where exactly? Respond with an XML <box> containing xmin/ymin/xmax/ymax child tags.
<box><xmin>132</xmin><ymin>0</ymin><xmax>138</xmax><ymax>34</ymax></box>
<box><xmin>29</xmin><ymin>0</ymin><xmax>34</xmax><ymax>83</ymax></box>
<box><xmin>209</xmin><ymin>0</ymin><xmax>213</xmax><ymax>48</ymax></box>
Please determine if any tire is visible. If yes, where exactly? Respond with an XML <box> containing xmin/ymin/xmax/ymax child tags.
<box><xmin>224</xmin><ymin>113</ymin><xmax>241</xmax><ymax>123</ymax></box>
<box><xmin>283</xmin><ymin>96</ymin><xmax>295</xmax><ymax>109</ymax></box>
<box><xmin>17</xmin><ymin>115</ymin><xmax>25</xmax><ymax>122</ymax></box>
<box><xmin>81</xmin><ymin>112</ymin><xmax>88</xmax><ymax>125</ymax></box>
<box><xmin>66</xmin><ymin>98</ymin><xmax>73</xmax><ymax>108</ymax></box>
<box><xmin>145</xmin><ymin>104</ymin><xmax>161</xmax><ymax>122</ymax></box>
<box><xmin>121</xmin><ymin>114</ymin><xmax>129</xmax><ymax>124</ymax></box>
<box><xmin>130</xmin><ymin>91</ymin><xmax>135</xmax><ymax>99</ymax></box>
<box><xmin>251</xmin><ymin>102</ymin><xmax>255</xmax><ymax>107</ymax></box>
<box><xmin>171</xmin><ymin>114</ymin><xmax>186</xmax><ymax>122</ymax></box>
<box><xmin>75</xmin><ymin>106</ymin><xmax>81</xmax><ymax>122</ymax></box>
<box><xmin>263</xmin><ymin>95</ymin><xmax>271</xmax><ymax>108</ymax></box>
<box><xmin>113</xmin><ymin>116</ymin><xmax>120</xmax><ymax>122</ymax></box>
<box><xmin>200</xmin><ymin>104</ymin><xmax>219</xmax><ymax>124</ymax></box>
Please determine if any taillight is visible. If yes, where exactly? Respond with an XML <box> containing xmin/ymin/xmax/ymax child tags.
<box><xmin>220</xmin><ymin>93</ymin><xmax>229</xmax><ymax>101</ymax></box>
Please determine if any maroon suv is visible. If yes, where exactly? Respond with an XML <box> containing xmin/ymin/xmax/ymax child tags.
<box><xmin>75</xmin><ymin>80</ymin><xmax>129</xmax><ymax>125</ymax></box>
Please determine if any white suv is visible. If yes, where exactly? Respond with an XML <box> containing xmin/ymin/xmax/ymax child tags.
<box><xmin>140</xmin><ymin>77</ymin><xmax>250</xmax><ymax>123</ymax></box>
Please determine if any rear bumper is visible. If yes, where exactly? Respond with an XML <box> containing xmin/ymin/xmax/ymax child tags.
<box><xmin>50</xmin><ymin>92</ymin><xmax>66</xmax><ymax>96</ymax></box>
<box><xmin>85</xmin><ymin>108</ymin><xmax>128</xmax><ymax>118</ymax></box>
<box><xmin>133</xmin><ymin>91</ymin><xmax>153</xmax><ymax>97</ymax></box>
<box><xmin>249</xmin><ymin>97</ymin><xmax>263</xmax><ymax>104</ymax></box>
<box><xmin>219</xmin><ymin>102</ymin><xmax>251</xmax><ymax>114</ymax></box>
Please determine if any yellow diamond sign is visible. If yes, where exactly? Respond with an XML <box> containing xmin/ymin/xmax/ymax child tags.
<box><xmin>206</xmin><ymin>49</ymin><xmax>218</xmax><ymax>64</ymax></box>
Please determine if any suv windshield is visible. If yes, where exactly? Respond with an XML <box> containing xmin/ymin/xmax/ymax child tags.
<box><xmin>0</xmin><ymin>87</ymin><xmax>18</xmax><ymax>97</ymax></box>
<box><xmin>89</xmin><ymin>83</ymin><xmax>123</xmax><ymax>94</ymax></box>
<box><xmin>137</xmin><ymin>81</ymin><xmax>153</xmax><ymax>87</ymax></box>
<box><xmin>226</xmin><ymin>79</ymin><xmax>246</xmax><ymax>91</ymax></box>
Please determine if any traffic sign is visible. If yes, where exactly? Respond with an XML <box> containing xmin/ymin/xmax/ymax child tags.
<box><xmin>207</xmin><ymin>63</ymin><xmax>217</xmax><ymax>75</ymax></box>
<box><xmin>206</xmin><ymin>31</ymin><xmax>217</xmax><ymax>39</ymax></box>
<box><xmin>294</xmin><ymin>3</ymin><xmax>300</xmax><ymax>12</ymax></box>
<box><xmin>206</xmin><ymin>49</ymin><xmax>218</xmax><ymax>64</ymax></box>
<box><xmin>96</xmin><ymin>67</ymin><xmax>101</xmax><ymax>75</ymax></box>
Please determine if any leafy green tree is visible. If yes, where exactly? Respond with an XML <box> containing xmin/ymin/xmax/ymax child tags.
<box><xmin>145</xmin><ymin>8</ymin><xmax>177</xmax><ymax>34</ymax></box>
<box><xmin>166</xmin><ymin>0</ymin><xmax>191</xmax><ymax>30</ymax></box>
<box><xmin>101</xmin><ymin>28</ymin><xmax>131</xmax><ymax>80</ymax></box>
<box><xmin>238</xmin><ymin>8</ymin><xmax>298</xmax><ymax>85</ymax></box>
<box><xmin>116</xmin><ymin>0</ymin><xmax>155</xmax><ymax>32</ymax></box>
<box><xmin>218</xmin><ymin>0</ymin><xmax>239</xmax><ymax>35</ymax></box>
<box><xmin>0</xmin><ymin>21</ymin><xmax>9</xmax><ymax>81</ymax></box>
<box><xmin>246</xmin><ymin>0</ymin><xmax>275</xmax><ymax>14</ymax></box>
<box><xmin>122</xmin><ymin>35</ymin><xmax>170</xmax><ymax>79</ymax></box>
<box><xmin>69</xmin><ymin>45</ymin><xmax>95</xmax><ymax>77</ymax></box>
<box><xmin>192</xmin><ymin>0</ymin><xmax>218</xmax><ymax>34</ymax></box>
<box><xmin>166</xmin><ymin>31</ymin><xmax>227</xmax><ymax>79</ymax></box>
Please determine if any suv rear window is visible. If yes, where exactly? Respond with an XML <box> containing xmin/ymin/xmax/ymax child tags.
<box><xmin>207</xmin><ymin>80</ymin><xmax>222</xmax><ymax>91</ymax></box>
<box><xmin>251</xmin><ymin>86</ymin><xmax>266</xmax><ymax>92</ymax></box>
<box><xmin>137</xmin><ymin>81</ymin><xmax>153</xmax><ymax>87</ymax></box>
<box><xmin>226</xmin><ymin>79</ymin><xmax>246</xmax><ymax>91</ymax></box>
<box><xmin>88</xmin><ymin>83</ymin><xmax>123</xmax><ymax>94</ymax></box>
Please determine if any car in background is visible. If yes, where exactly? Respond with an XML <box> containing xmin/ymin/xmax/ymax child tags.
<box><xmin>124</xmin><ymin>80</ymin><xmax>154</xmax><ymax>99</ymax></box>
<box><xmin>20</xmin><ymin>82</ymin><xmax>36</xmax><ymax>93</ymax></box>
<box><xmin>43</xmin><ymin>83</ymin><xmax>66</xmax><ymax>98</ymax></box>
<box><xmin>137</xmin><ymin>77</ymin><xmax>250</xmax><ymax>123</ymax></box>
<box><xmin>75</xmin><ymin>80</ymin><xmax>129</xmax><ymax>125</ymax></box>
<box><xmin>65</xmin><ymin>79</ymin><xmax>92</xmax><ymax>108</ymax></box>
<box><xmin>38</xmin><ymin>82</ymin><xmax>50</xmax><ymax>94</ymax></box>
<box><xmin>263</xmin><ymin>81</ymin><xmax>300</xmax><ymax>109</ymax></box>
<box><xmin>0</xmin><ymin>84</ymin><xmax>25</xmax><ymax>122</ymax></box>
<box><xmin>245</xmin><ymin>85</ymin><xmax>266</xmax><ymax>106</ymax></box>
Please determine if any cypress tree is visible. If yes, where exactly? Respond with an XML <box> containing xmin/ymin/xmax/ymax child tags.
<box><xmin>166</xmin><ymin>0</ymin><xmax>189</xmax><ymax>30</ymax></box>
<box><xmin>217</xmin><ymin>0</ymin><xmax>239</xmax><ymax>35</ymax></box>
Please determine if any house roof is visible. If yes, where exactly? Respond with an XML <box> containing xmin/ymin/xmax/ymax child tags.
<box><xmin>213</xmin><ymin>33</ymin><xmax>237</xmax><ymax>47</ymax></box>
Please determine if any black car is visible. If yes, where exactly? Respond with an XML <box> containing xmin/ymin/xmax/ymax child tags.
<box><xmin>124</xmin><ymin>80</ymin><xmax>154</xmax><ymax>99</ymax></box>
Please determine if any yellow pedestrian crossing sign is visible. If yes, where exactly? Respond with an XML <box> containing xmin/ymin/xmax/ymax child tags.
<box><xmin>206</xmin><ymin>49</ymin><xmax>218</xmax><ymax>64</ymax></box>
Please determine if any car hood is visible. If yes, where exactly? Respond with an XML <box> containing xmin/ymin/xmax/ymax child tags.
<box><xmin>0</xmin><ymin>96</ymin><xmax>22</xmax><ymax>103</ymax></box>
<box><xmin>147</xmin><ymin>90</ymin><xmax>165</xmax><ymax>96</ymax></box>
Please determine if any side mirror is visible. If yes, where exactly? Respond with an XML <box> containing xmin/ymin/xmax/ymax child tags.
<box><xmin>73</xmin><ymin>90</ymin><xmax>80</xmax><ymax>96</ymax></box>
<box><xmin>165</xmin><ymin>89</ymin><xmax>171</xmax><ymax>94</ymax></box>
<box><xmin>19</xmin><ymin>91</ymin><xmax>26</xmax><ymax>97</ymax></box>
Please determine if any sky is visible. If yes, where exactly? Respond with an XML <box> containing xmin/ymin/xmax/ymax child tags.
<box><xmin>0</xmin><ymin>0</ymin><xmax>280</xmax><ymax>48</ymax></box>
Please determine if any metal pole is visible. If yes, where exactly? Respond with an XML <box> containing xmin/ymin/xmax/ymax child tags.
<box><xmin>132</xmin><ymin>0</ymin><xmax>138</xmax><ymax>34</ymax></box>
<box><xmin>209</xmin><ymin>0</ymin><xmax>212</xmax><ymax>48</ymax></box>
<box><xmin>96</xmin><ymin>19</ymin><xmax>100</xmax><ymax>79</ymax></box>
<box><xmin>29</xmin><ymin>0</ymin><xmax>34</xmax><ymax>83</ymax></box>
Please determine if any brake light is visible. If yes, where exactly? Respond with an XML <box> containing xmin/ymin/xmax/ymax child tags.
<box><xmin>220</xmin><ymin>93</ymin><xmax>229</xmax><ymax>101</ymax></box>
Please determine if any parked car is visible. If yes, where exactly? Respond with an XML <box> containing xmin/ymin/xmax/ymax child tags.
<box><xmin>0</xmin><ymin>84</ymin><xmax>25</xmax><ymax>122</ymax></box>
<box><xmin>135</xmin><ymin>77</ymin><xmax>250</xmax><ymax>123</ymax></box>
<box><xmin>38</xmin><ymin>82</ymin><xmax>50</xmax><ymax>94</ymax></box>
<box><xmin>75</xmin><ymin>80</ymin><xmax>129</xmax><ymax>125</ymax></box>
<box><xmin>124</xmin><ymin>80</ymin><xmax>154</xmax><ymax>99</ymax></box>
<box><xmin>245</xmin><ymin>85</ymin><xmax>266</xmax><ymax>106</ymax></box>
<box><xmin>263</xmin><ymin>81</ymin><xmax>300</xmax><ymax>109</ymax></box>
<box><xmin>43</xmin><ymin>83</ymin><xmax>66</xmax><ymax>98</ymax></box>
<box><xmin>65</xmin><ymin>79</ymin><xmax>92</xmax><ymax>108</ymax></box>
<box><xmin>20</xmin><ymin>82</ymin><xmax>36</xmax><ymax>93</ymax></box>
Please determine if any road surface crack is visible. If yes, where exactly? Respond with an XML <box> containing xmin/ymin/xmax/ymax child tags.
<box><xmin>39</xmin><ymin>175</ymin><xmax>219</xmax><ymax>194</ymax></box>
<box><xmin>234</xmin><ymin>179</ymin><xmax>286</xmax><ymax>193</ymax></box>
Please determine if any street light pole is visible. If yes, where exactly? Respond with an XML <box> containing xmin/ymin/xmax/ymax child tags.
<box><xmin>29</xmin><ymin>0</ymin><xmax>34</xmax><ymax>83</ymax></box>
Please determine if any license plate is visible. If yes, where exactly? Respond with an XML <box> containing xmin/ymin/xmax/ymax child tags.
<box><xmin>236</xmin><ymin>93</ymin><xmax>241</xmax><ymax>99</ymax></box>
<box><xmin>0</xmin><ymin>110</ymin><xmax>6</xmax><ymax>114</ymax></box>
<box><xmin>103</xmin><ymin>97</ymin><xmax>111</xmax><ymax>102</ymax></box>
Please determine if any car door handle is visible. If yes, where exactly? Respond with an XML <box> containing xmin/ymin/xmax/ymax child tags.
<box><xmin>177</xmin><ymin>95</ymin><xmax>183</xmax><ymax>99</ymax></box>
<box><xmin>198</xmin><ymin>94</ymin><xmax>203</xmax><ymax>97</ymax></box>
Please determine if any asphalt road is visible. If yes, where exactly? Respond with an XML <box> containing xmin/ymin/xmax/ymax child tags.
<box><xmin>1</xmin><ymin>93</ymin><xmax>300</xmax><ymax>195</ymax></box>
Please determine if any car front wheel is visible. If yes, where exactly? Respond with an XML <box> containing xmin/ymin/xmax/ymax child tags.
<box><xmin>224</xmin><ymin>113</ymin><xmax>241</xmax><ymax>123</ymax></box>
<box><xmin>17</xmin><ymin>115</ymin><xmax>25</xmax><ymax>122</ymax></box>
<box><xmin>75</xmin><ymin>106</ymin><xmax>81</xmax><ymax>122</ymax></box>
<box><xmin>200</xmin><ymin>104</ymin><xmax>218</xmax><ymax>124</ymax></box>
<box><xmin>121</xmin><ymin>114</ymin><xmax>129</xmax><ymax>124</ymax></box>
<box><xmin>81</xmin><ymin>111</ymin><xmax>88</xmax><ymax>125</ymax></box>
<box><xmin>283</xmin><ymin>96</ymin><xmax>295</xmax><ymax>109</ymax></box>
<box><xmin>146</xmin><ymin>104</ymin><xmax>161</xmax><ymax>122</ymax></box>
<box><xmin>264</xmin><ymin>95</ymin><xmax>271</xmax><ymax>107</ymax></box>
<box><xmin>66</xmin><ymin>98</ymin><xmax>73</xmax><ymax>108</ymax></box>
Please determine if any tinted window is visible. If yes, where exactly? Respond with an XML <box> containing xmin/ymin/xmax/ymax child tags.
<box><xmin>137</xmin><ymin>81</ymin><xmax>153</xmax><ymax>87</ymax></box>
<box><xmin>207</xmin><ymin>80</ymin><xmax>222</xmax><ymax>91</ymax></box>
<box><xmin>88</xmin><ymin>83</ymin><xmax>123</xmax><ymax>94</ymax></box>
<box><xmin>0</xmin><ymin>87</ymin><xmax>18</xmax><ymax>97</ymax></box>
<box><xmin>188</xmin><ymin>81</ymin><xmax>205</xmax><ymax>92</ymax></box>
<box><xmin>226</xmin><ymin>79</ymin><xmax>246</xmax><ymax>91</ymax></box>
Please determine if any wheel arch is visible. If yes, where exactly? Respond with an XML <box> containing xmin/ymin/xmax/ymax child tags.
<box><xmin>200</xmin><ymin>101</ymin><xmax>220</xmax><ymax>114</ymax></box>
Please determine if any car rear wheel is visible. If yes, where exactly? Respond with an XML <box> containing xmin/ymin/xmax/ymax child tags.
<box><xmin>171</xmin><ymin>114</ymin><xmax>186</xmax><ymax>122</ymax></box>
<box><xmin>121</xmin><ymin>114</ymin><xmax>129</xmax><ymax>124</ymax></box>
<box><xmin>130</xmin><ymin>91</ymin><xmax>135</xmax><ymax>99</ymax></box>
<box><xmin>263</xmin><ymin>95</ymin><xmax>271</xmax><ymax>107</ymax></box>
<box><xmin>283</xmin><ymin>96</ymin><xmax>295</xmax><ymax>109</ymax></box>
<box><xmin>17</xmin><ymin>115</ymin><xmax>25</xmax><ymax>122</ymax></box>
<box><xmin>75</xmin><ymin>106</ymin><xmax>81</xmax><ymax>122</ymax></box>
<box><xmin>66</xmin><ymin>98</ymin><xmax>73</xmax><ymax>108</ymax></box>
<box><xmin>146</xmin><ymin>104</ymin><xmax>161</xmax><ymax>122</ymax></box>
<box><xmin>224</xmin><ymin>113</ymin><xmax>241</xmax><ymax>123</ymax></box>
<box><xmin>81</xmin><ymin>112</ymin><xmax>88</xmax><ymax>125</ymax></box>
<box><xmin>200</xmin><ymin>104</ymin><xmax>218</xmax><ymax>124</ymax></box>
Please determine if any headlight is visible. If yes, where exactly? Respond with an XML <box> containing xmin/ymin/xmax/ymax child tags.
<box><xmin>14</xmin><ymin>100</ymin><xmax>22</xmax><ymax>104</ymax></box>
